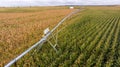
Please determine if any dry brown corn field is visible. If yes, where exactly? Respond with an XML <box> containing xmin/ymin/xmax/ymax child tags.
<box><xmin>0</xmin><ymin>7</ymin><xmax>74</xmax><ymax>66</ymax></box>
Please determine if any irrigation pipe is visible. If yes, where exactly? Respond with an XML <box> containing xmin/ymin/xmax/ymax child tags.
<box><xmin>5</xmin><ymin>9</ymin><xmax>81</xmax><ymax>67</ymax></box>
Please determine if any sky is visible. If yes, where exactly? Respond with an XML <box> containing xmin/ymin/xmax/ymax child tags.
<box><xmin>0</xmin><ymin>0</ymin><xmax>120</xmax><ymax>7</ymax></box>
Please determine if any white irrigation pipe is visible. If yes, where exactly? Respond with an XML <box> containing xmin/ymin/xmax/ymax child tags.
<box><xmin>4</xmin><ymin>9</ymin><xmax>80</xmax><ymax>67</ymax></box>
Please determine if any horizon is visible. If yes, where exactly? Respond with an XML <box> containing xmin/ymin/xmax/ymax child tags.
<box><xmin>0</xmin><ymin>4</ymin><xmax>119</xmax><ymax>8</ymax></box>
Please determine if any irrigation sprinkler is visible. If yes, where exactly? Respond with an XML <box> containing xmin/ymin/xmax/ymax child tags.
<box><xmin>4</xmin><ymin>9</ymin><xmax>81</xmax><ymax>67</ymax></box>
<box><xmin>43</xmin><ymin>28</ymin><xmax>58</xmax><ymax>53</ymax></box>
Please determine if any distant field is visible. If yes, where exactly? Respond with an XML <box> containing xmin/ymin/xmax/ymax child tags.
<box><xmin>1</xmin><ymin>6</ymin><xmax>120</xmax><ymax>67</ymax></box>
<box><xmin>0</xmin><ymin>6</ymin><xmax>69</xmax><ymax>13</ymax></box>
<box><xmin>0</xmin><ymin>6</ymin><xmax>74</xmax><ymax>66</ymax></box>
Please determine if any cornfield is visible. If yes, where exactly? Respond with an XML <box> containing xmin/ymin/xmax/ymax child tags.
<box><xmin>1</xmin><ymin>6</ymin><xmax>120</xmax><ymax>67</ymax></box>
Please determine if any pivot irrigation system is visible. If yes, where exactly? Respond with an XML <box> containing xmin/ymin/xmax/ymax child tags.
<box><xmin>5</xmin><ymin>9</ymin><xmax>81</xmax><ymax>67</ymax></box>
